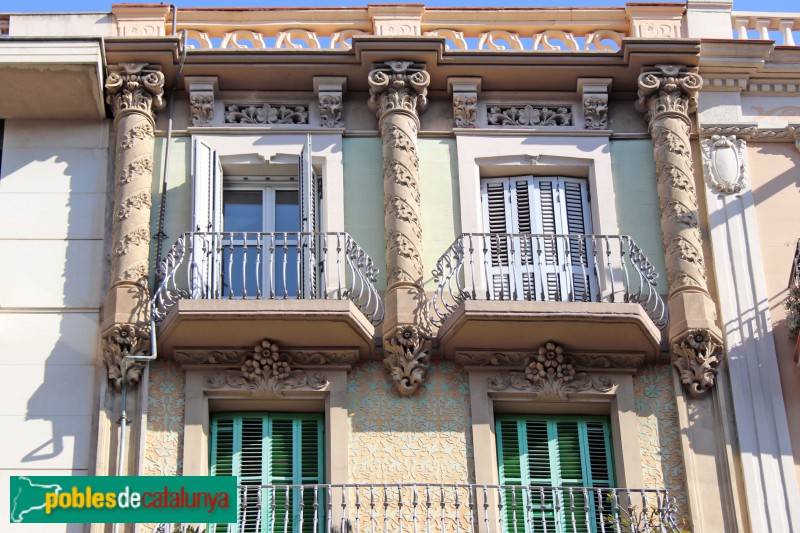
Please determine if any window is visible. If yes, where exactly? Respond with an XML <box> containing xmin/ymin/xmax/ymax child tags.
<box><xmin>191</xmin><ymin>137</ymin><xmax>320</xmax><ymax>299</ymax></box>
<box><xmin>496</xmin><ymin>415</ymin><xmax>614</xmax><ymax>533</ymax></box>
<box><xmin>210</xmin><ymin>412</ymin><xmax>324</xmax><ymax>533</ymax></box>
<box><xmin>222</xmin><ymin>184</ymin><xmax>300</xmax><ymax>297</ymax></box>
<box><xmin>481</xmin><ymin>176</ymin><xmax>595</xmax><ymax>302</ymax></box>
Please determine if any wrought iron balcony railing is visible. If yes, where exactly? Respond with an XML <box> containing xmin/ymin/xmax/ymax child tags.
<box><xmin>156</xmin><ymin>483</ymin><xmax>680</xmax><ymax>533</ymax></box>
<box><xmin>153</xmin><ymin>231</ymin><xmax>384</xmax><ymax>326</ymax></box>
<box><xmin>427</xmin><ymin>233</ymin><xmax>667</xmax><ymax>330</ymax></box>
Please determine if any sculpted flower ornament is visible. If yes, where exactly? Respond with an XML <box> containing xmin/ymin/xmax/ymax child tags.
<box><xmin>209</xmin><ymin>338</ymin><xmax>326</xmax><ymax>395</ymax></box>
<box><xmin>383</xmin><ymin>325</ymin><xmax>432</xmax><ymax>396</ymax></box>
<box><xmin>103</xmin><ymin>323</ymin><xmax>149</xmax><ymax>389</ymax></box>
<box><xmin>672</xmin><ymin>329</ymin><xmax>722</xmax><ymax>398</ymax></box>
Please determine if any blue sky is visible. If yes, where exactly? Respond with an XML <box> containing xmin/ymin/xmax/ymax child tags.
<box><xmin>2</xmin><ymin>0</ymin><xmax>798</xmax><ymax>13</ymax></box>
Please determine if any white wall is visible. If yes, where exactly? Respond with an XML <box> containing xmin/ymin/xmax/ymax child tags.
<box><xmin>0</xmin><ymin>120</ymin><xmax>109</xmax><ymax>532</ymax></box>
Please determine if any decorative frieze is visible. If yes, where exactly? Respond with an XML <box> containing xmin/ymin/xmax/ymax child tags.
<box><xmin>637</xmin><ymin>64</ymin><xmax>724</xmax><ymax>398</ymax></box>
<box><xmin>487</xmin><ymin>105</ymin><xmax>573</xmax><ymax>127</ymax></box>
<box><xmin>456</xmin><ymin>349</ymin><xmax>644</xmax><ymax>370</ymax></box>
<box><xmin>701</xmin><ymin>135</ymin><xmax>747</xmax><ymax>194</ymax></box>
<box><xmin>487</xmin><ymin>342</ymin><xmax>613</xmax><ymax>400</ymax></box>
<box><xmin>224</xmin><ymin>103</ymin><xmax>309</xmax><ymax>124</ymax></box>
<box><xmin>173</xmin><ymin>345</ymin><xmax>359</xmax><ymax>366</ymax></box>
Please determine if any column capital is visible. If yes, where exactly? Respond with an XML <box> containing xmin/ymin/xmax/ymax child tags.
<box><xmin>105</xmin><ymin>63</ymin><xmax>165</xmax><ymax>120</ymax></box>
<box><xmin>368</xmin><ymin>61</ymin><xmax>430</xmax><ymax>122</ymax></box>
<box><xmin>636</xmin><ymin>65</ymin><xmax>703</xmax><ymax>125</ymax></box>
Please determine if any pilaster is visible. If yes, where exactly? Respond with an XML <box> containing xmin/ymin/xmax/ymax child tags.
<box><xmin>699</xmin><ymin>128</ymin><xmax>800</xmax><ymax>531</ymax></box>
<box><xmin>368</xmin><ymin>60</ymin><xmax>431</xmax><ymax>396</ymax></box>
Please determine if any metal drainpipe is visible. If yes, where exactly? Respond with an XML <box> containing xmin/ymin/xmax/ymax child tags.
<box><xmin>154</xmin><ymin>25</ymin><xmax>188</xmax><ymax>283</ymax></box>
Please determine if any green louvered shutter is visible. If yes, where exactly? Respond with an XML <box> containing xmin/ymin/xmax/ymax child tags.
<box><xmin>211</xmin><ymin>413</ymin><xmax>324</xmax><ymax>533</ymax></box>
<box><xmin>496</xmin><ymin>416</ymin><xmax>614</xmax><ymax>533</ymax></box>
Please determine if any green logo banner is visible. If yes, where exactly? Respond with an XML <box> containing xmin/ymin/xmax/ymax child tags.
<box><xmin>9</xmin><ymin>476</ymin><xmax>237</xmax><ymax>524</ymax></box>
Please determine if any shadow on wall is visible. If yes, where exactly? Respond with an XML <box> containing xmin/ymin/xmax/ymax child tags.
<box><xmin>0</xmin><ymin>134</ymin><xmax>111</xmax><ymax>469</ymax></box>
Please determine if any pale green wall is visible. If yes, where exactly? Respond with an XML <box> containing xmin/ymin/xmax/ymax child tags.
<box><xmin>343</xmin><ymin>137</ymin><xmax>386</xmax><ymax>290</ymax></box>
<box><xmin>149</xmin><ymin>136</ymin><xmax>191</xmax><ymax>290</ymax></box>
<box><xmin>343</xmin><ymin>137</ymin><xmax>460</xmax><ymax>292</ymax></box>
<box><xmin>420</xmin><ymin>138</ymin><xmax>461</xmax><ymax>290</ymax></box>
<box><xmin>610</xmin><ymin>140</ymin><xmax>667</xmax><ymax>290</ymax></box>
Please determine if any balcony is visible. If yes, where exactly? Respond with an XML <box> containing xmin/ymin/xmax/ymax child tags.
<box><xmin>427</xmin><ymin>234</ymin><xmax>667</xmax><ymax>362</ymax></box>
<box><xmin>153</xmin><ymin>232</ymin><xmax>383</xmax><ymax>355</ymax></box>
<box><xmin>156</xmin><ymin>483</ymin><xmax>680</xmax><ymax>533</ymax></box>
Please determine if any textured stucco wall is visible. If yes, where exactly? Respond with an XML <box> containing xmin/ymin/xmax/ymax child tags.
<box><xmin>633</xmin><ymin>364</ymin><xmax>689</xmax><ymax>526</ymax></box>
<box><xmin>749</xmin><ymin>142</ymin><xmax>800</xmax><ymax>490</ymax></box>
<box><xmin>610</xmin><ymin>140</ymin><xmax>667</xmax><ymax>288</ymax></box>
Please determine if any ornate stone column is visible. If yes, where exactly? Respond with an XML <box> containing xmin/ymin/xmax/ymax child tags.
<box><xmin>368</xmin><ymin>61</ymin><xmax>431</xmax><ymax>396</ymax></box>
<box><xmin>636</xmin><ymin>65</ymin><xmax>723</xmax><ymax>398</ymax></box>
<box><xmin>102</xmin><ymin>63</ymin><xmax>164</xmax><ymax>386</ymax></box>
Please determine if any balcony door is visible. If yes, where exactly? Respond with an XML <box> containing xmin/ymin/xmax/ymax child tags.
<box><xmin>222</xmin><ymin>185</ymin><xmax>300</xmax><ymax>298</ymax></box>
<box><xmin>481</xmin><ymin>176</ymin><xmax>596</xmax><ymax>302</ymax></box>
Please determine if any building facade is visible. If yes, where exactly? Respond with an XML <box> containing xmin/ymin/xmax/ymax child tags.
<box><xmin>1</xmin><ymin>1</ymin><xmax>800</xmax><ymax>532</ymax></box>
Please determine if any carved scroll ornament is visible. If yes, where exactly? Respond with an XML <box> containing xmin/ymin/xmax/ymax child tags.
<box><xmin>105</xmin><ymin>63</ymin><xmax>165</xmax><ymax>118</ymax></box>
<box><xmin>488</xmin><ymin>342</ymin><xmax>612</xmax><ymax>400</ymax></box>
<box><xmin>368</xmin><ymin>61</ymin><xmax>430</xmax><ymax>120</ymax></box>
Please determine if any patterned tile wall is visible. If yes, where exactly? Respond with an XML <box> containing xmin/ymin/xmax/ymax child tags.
<box><xmin>348</xmin><ymin>361</ymin><xmax>475</xmax><ymax>530</ymax></box>
<box><xmin>633</xmin><ymin>364</ymin><xmax>689</xmax><ymax>524</ymax></box>
<box><xmin>143</xmin><ymin>358</ymin><xmax>185</xmax><ymax>476</ymax></box>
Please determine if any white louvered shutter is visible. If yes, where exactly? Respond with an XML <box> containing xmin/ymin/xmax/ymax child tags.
<box><xmin>298</xmin><ymin>136</ymin><xmax>319</xmax><ymax>298</ymax></box>
<box><xmin>191</xmin><ymin>138</ymin><xmax>222</xmax><ymax>298</ymax></box>
<box><xmin>482</xmin><ymin>176</ymin><xmax>595</xmax><ymax>302</ymax></box>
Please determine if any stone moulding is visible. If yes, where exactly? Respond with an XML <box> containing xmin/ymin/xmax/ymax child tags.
<box><xmin>224</xmin><ymin>103</ymin><xmax>309</xmax><ymax>124</ymax></box>
<box><xmin>455</xmin><ymin>349</ymin><xmax>645</xmax><ymax>371</ymax></box>
<box><xmin>487</xmin><ymin>341</ymin><xmax>613</xmax><ymax>400</ymax></box>
<box><xmin>190</xmin><ymin>93</ymin><xmax>214</xmax><ymax>126</ymax></box>
<box><xmin>487</xmin><ymin>104</ymin><xmax>573</xmax><ymax>127</ymax></box>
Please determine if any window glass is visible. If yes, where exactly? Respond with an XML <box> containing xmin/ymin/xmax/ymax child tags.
<box><xmin>275</xmin><ymin>190</ymin><xmax>300</xmax><ymax>233</ymax></box>
<box><xmin>223</xmin><ymin>191</ymin><xmax>263</xmax><ymax>232</ymax></box>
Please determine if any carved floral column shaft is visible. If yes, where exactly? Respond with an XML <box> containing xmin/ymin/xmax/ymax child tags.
<box><xmin>636</xmin><ymin>65</ymin><xmax>723</xmax><ymax>398</ymax></box>
<box><xmin>368</xmin><ymin>61</ymin><xmax>432</xmax><ymax>396</ymax></box>
<box><xmin>103</xmin><ymin>63</ymin><xmax>165</xmax><ymax>386</ymax></box>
